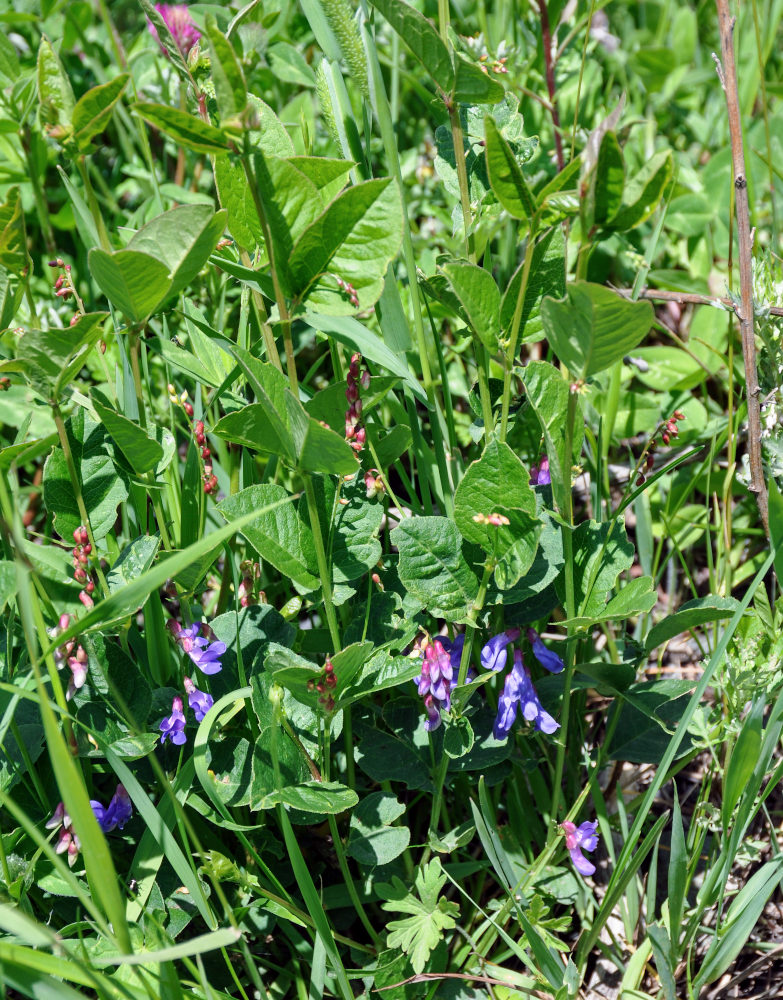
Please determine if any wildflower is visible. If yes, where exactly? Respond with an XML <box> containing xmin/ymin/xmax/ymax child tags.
<box><xmin>100</xmin><ymin>785</ymin><xmax>133</xmax><ymax>832</ymax></box>
<box><xmin>480</xmin><ymin>628</ymin><xmax>520</xmax><ymax>672</ymax></box>
<box><xmin>493</xmin><ymin>651</ymin><xmax>560</xmax><ymax>740</ymax></box>
<box><xmin>415</xmin><ymin>639</ymin><xmax>454</xmax><ymax>731</ymax></box>
<box><xmin>159</xmin><ymin>695</ymin><xmax>187</xmax><ymax>745</ymax></box>
<box><xmin>529</xmin><ymin>455</ymin><xmax>551</xmax><ymax>486</ymax></box>
<box><xmin>149</xmin><ymin>3</ymin><xmax>200</xmax><ymax>58</ymax></box>
<box><xmin>527</xmin><ymin>628</ymin><xmax>564</xmax><ymax>674</ymax></box>
<box><xmin>173</xmin><ymin>622</ymin><xmax>226</xmax><ymax>675</ymax></box>
<box><xmin>184</xmin><ymin>676</ymin><xmax>213</xmax><ymax>722</ymax></box>
<box><xmin>562</xmin><ymin>819</ymin><xmax>599</xmax><ymax>876</ymax></box>
<box><xmin>46</xmin><ymin>801</ymin><xmax>104</xmax><ymax>867</ymax></box>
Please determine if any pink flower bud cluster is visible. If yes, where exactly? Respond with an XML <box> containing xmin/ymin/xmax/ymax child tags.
<box><xmin>168</xmin><ymin>387</ymin><xmax>218</xmax><ymax>494</ymax></box>
<box><xmin>637</xmin><ymin>411</ymin><xmax>686</xmax><ymax>485</ymax></box>
<box><xmin>48</xmin><ymin>258</ymin><xmax>83</xmax><ymax>327</ymax></box>
<box><xmin>336</xmin><ymin>275</ymin><xmax>360</xmax><ymax>308</ymax></box>
<box><xmin>0</xmin><ymin>376</ymin><xmax>9</xmax><ymax>392</ymax></box>
<box><xmin>238</xmin><ymin>560</ymin><xmax>263</xmax><ymax>607</ymax></box>
<box><xmin>51</xmin><ymin>612</ymin><xmax>88</xmax><ymax>700</ymax></box>
<box><xmin>307</xmin><ymin>655</ymin><xmax>337</xmax><ymax>713</ymax></box>
<box><xmin>345</xmin><ymin>354</ymin><xmax>370</xmax><ymax>453</ymax></box>
<box><xmin>71</xmin><ymin>525</ymin><xmax>96</xmax><ymax>609</ymax></box>
<box><xmin>364</xmin><ymin>469</ymin><xmax>385</xmax><ymax>499</ymax></box>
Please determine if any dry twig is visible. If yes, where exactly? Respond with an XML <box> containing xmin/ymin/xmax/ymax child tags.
<box><xmin>714</xmin><ymin>0</ymin><xmax>769</xmax><ymax>536</ymax></box>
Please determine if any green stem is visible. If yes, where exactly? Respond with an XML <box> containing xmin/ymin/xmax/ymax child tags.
<box><xmin>548</xmin><ymin>389</ymin><xmax>578</xmax><ymax>831</ymax></box>
<box><xmin>303</xmin><ymin>477</ymin><xmax>341</xmax><ymax>652</ymax></box>
<box><xmin>448</xmin><ymin>103</ymin><xmax>475</xmax><ymax>263</ymax></box>
<box><xmin>473</xmin><ymin>336</ymin><xmax>495</xmax><ymax>445</ymax></box>
<box><xmin>76</xmin><ymin>157</ymin><xmax>111</xmax><ymax>251</ymax></box>
<box><xmin>21</xmin><ymin>128</ymin><xmax>55</xmax><ymax>255</ymax></box>
<box><xmin>128</xmin><ymin>327</ymin><xmax>147</xmax><ymax>432</ymax></box>
<box><xmin>499</xmin><ymin>224</ymin><xmax>538</xmax><ymax>441</ymax></box>
<box><xmin>327</xmin><ymin>813</ymin><xmax>382</xmax><ymax>947</ymax></box>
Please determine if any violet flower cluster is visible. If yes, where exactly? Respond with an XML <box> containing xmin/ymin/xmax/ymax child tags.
<box><xmin>562</xmin><ymin>820</ymin><xmax>599</xmax><ymax>876</ymax></box>
<box><xmin>46</xmin><ymin>785</ymin><xmax>132</xmax><ymax>867</ymax></box>
<box><xmin>529</xmin><ymin>455</ymin><xmax>551</xmax><ymax>486</ymax></box>
<box><xmin>159</xmin><ymin>621</ymin><xmax>223</xmax><ymax>745</ymax></box>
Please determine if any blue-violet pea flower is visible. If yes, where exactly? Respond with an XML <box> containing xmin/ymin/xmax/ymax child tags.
<box><xmin>175</xmin><ymin>623</ymin><xmax>226</xmax><ymax>675</ymax></box>
<box><xmin>527</xmin><ymin>627</ymin><xmax>564</xmax><ymax>674</ymax></box>
<box><xmin>562</xmin><ymin>819</ymin><xmax>599</xmax><ymax>876</ymax></box>
<box><xmin>529</xmin><ymin>455</ymin><xmax>551</xmax><ymax>486</ymax></box>
<box><xmin>481</xmin><ymin>627</ymin><xmax>520</xmax><ymax>672</ymax></box>
<box><xmin>184</xmin><ymin>676</ymin><xmax>214</xmax><ymax>722</ymax></box>
<box><xmin>493</xmin><ymin>651</ymin><xmax>560</xmax><ymax>740</ymax></box>
<box><xmin>101</xmin><ymin>784</ymin><xmax>133</xmax><ymax>832</ymax></box>
<box><xmin>415</xmin><ymin>639</ymin><xmax>454</xmax><ymax>731</ymax></box>
<box><xmin>160</xmin><ymin>695</ymin><xmax>187</xmax><ymax>745</ymax></box>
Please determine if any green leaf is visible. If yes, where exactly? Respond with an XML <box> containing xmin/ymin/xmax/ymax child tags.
<box><xmin>302</xmin><ymin>313</ymin><xmax>427</xmax><ymax>404</ymax></box>
<box><xmin>722</xmin><ymin>695</ymin><xmax>764</xmax><ymax>828</ymax></box>
<box><xmin>134</xmin><ymin>102</ymin><xmax>231</xmax><ymax>153</ymax></box>
<box><xmin>0</xmin><ymin>561</ymin><xmax>15</xmax><ymax>610</ymax></box>
<box><xmin>500</xmin><ymin>227</ymin><xmax>565</xmax><ymax>343</ymax></box>
<box><xmin>0</xmin><ymin>34</ymin><xmax>20</xmax><ymax>81</ymax></box>
<box><xmin>453</xmin><ymin>439</ymin><xmax>540</xmax><ymax>589</ymax></box>
<box><xmin>560</xmin><ymin>575</ymin><xmax>657</xmax><ymax>630</ymax></box>
<box><xmin>485</xmin><ymin>116</ymin><xmax>535</xmax><ymax>220</ymax></box>
<box><xmin>293</xmin><ymin>411</ymin><xmax>359</xmax><ymax>476</ymax></box>
<box><xmin>394</xmin><ymin>517</ymin><xmax>479</xmax><ymax>622</ymax></box>
<box><xmin>453</xmin><ymin>55</ymin><xmax>505</xmax><ymax>104</ymax></box>
<box><xmin>368</xmin><ymin>0</ymin><xmax>454</xmax><ymax>94</ymax></box>
<box><xmin>212</xmin><ymin>404</ymin><xmax>294</xmax><ymax>461</ymax></box>
<box><xmin>644</xmin><ymin>596</ymin><xmax>741</xmax><ymax>654</ymax></box>
<box><xmin>443</xmin><ymin>716</ymin><xmax>475</xmax><ymax>759</ymax></box>
<box><xmin>0</xmin><ymin>187</ymin><xmax>31</xmax><ymax>275</ymax></box>
<box><xmin>205</xmin><ymin>15</ymin><xmax>247</xmax><ymax>122</ymax></box>
<box><xmin>248</xmin><ymin>673</ymin><xmax>311</xmax><ymax>807</ymax></box>
<box><xmin>521</xmin><ymin>360</ymin><xmax>583</xmax><ymax>517</ymax></box>
<box><xmin>218</xmin><ymin>485</ymin><xmax>320</xmax><ymax>592</ymax></box>
<box><xmin>289</xmin><ymin>178</ymin><xmax>402</xmax><ymax>311</ymax></box>
<box><xmin>693</xmin><ymin>860</ymin><xmax>783</xmax><ymax>991</ymax></box>
<box><xmin>127</xmin><ymin>204</ymin><xmax>227</xmax><ymax>302</ymax></box>
<box><xmin>265</xmin><ymin>781</ymin><xmax>359</xmax><ymax>814</ymax></box>
<box><xmin>590</xmin><ymin>131</ymin><xmax>624</xmax><ymax>227</ymax></box>
<box><xmin>14</xmin><ymin>313</ymin><xmax>106</xmax><ymax>399</ymax></box>
<box><xmin>87</xmin><ymin>248</ymin><xmax>171</xmax><ymax>322</ymax></box>
<box><xmin>37</xmin><ymin>37</ymin><xmax>74</xmax><ymax>132</ymax></box>
<box><xmin>566</xmin><ymin>520</ymin><xmax>635</xmax><ymax>620</ymax></box>
<box><xmin>607</xmin><ymin>679</ymin><xmax>694</xmax><ymax>763</ymax></box>
<box><xmin>770</xmin><ymin>477</ymin><xmax>783</xmax><ymax>588</ymax></box>
<box><xmin>378</xmin><ymin>860</ymin><xmax>459</xmax><ymax>974</ymax></box>
<box><xmin>541</xmin><ymin>281</ymin><xmax>653</xmax><ymax>378</ymax></box>
<box><xmin>442</xmin><ymin>260</ymin><xmax>500</xmax><ymax>352</ymax></box>
<box><xmin>330</xmin><ymin>477</ymin><xmax>383</xmax><ymax>582</ymax></box>
<box><xmin>106</xmin><ymin>536</ymin><xmax>160</xmax><ymax>593</ymax></box>
<box><xmin>268</xmin><ymin>42</ymin><xmax>317</xmax><ymax>87</ymax></box>
<box><xmin>92</xmin><ymin>399</ymin><xmax>164</xmax><ymax>474</ymax></box>
<box><xmin>609</xmin><ymin>150</ymin><xmax>672</xmax><ymax>230</ymax></box>
<box><xmin>71</xmin><ymin>74</ymin><xmax>129</xmax><ymax>151</ymax></box>
<box><xmin>347</xmin><ymin>792</ymin><xmax>411</xmax><ymax>866</ymax></box>
<box><xmin>42</xmin><ymin>409</ymin><xmax>129</xmax><ymax>542</ymax></box>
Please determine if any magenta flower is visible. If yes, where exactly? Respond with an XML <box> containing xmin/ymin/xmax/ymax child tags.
<box><xmin>527</xmin><ymin>628</ymin><xmax>564</xmax><ymax>674</ymax></box>
<box><xmin>149</xmin><ymin>4</ymin><xmax>200</xmax><ymax>59</ymax></box>
<box><xmin>415</xmin><ymin>639</ymin><xmax>454</xmax><ymax>731</ymax></box>
<box><xmin>529</xmin><ymin>455</ymin><xmax>551</xmax><ymax>486</ymax></box>
<box><xmin>184</xmin><ymin>676</ymin><xmax>213</xmax><ymax>722</ymax></box>
<box><xmin>159</xmin><ymin>695</ymin><xmax>187</xmax><ymax>745</ymax></box>
<box><xmin>562</xmin><ymin>819</ymin><xmax>599</xmax><ymax>876</ymax></box>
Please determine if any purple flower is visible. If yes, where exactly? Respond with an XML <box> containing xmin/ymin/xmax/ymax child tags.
<box><xmin>176</xmin><ymin>623</ymin><xmax>226</xmax><ymax>675</ymax></box>
<box><xmin>46</xmin><ymin>802</ymin><xmax>81</xmax><ymax>867</ymax></box>
<box><xmin>184</xmin><ymin>676</ymin><xmax>213</xmax><ymax>722</ymax></box>
<box><xmin>529</xmin><ymin>455</ymin><xmax>551</xmax><ymax>486</ymax></box>
<box><xmin>527</xmin><ymin>628</ymin><xmax>564</xmax><ymax>674</ymax></box>
<box><xmin>493</xmin><ymin>651</ymin><xmax>560</xmax><ymax>740</ymax></box>
<box><xmin>149</xmin><ymin>4</ymin><xmax>201</xmax><ymax>58</ymax></box>
<box><xmin>480</xmin><ymin>628</ymin><xmax>520</xmax><ymax>672</ymax></box>
<box><xmin>160</xmin><ymin>695</ymin><xmax>187</xmax><ymax>745</ymax></box>
<box><xmin>415</xmin><ymin>640</ymin><xmax>454</xmax><ymax>731</ymax></box>
<box><xmin>562</xmin><ymin>819</ymin><xmax>599</xmax><ymax>876</ymax></box>
<box><xmin>101</xmin><ymin>785</ymin><xmax>133</xmax><ymax>832</ymax></box>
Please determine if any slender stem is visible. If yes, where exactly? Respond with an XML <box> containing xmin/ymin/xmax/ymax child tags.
<box><xmin>21</xmin><ymin>129</ymin><xmax>55</xmax><ymax>255</ymax></box>
<box><xmin>499</xmin><ymin>225</ymin><xmax>538</xmax><ymax>441</ymax></box>
<box><xmin>473</xmin><ymin>337</ymin><xmax>494</xmax><ymax>445</ymax></box>
<box><xmin>303</xmin><ymin>476</ymin><xmax>341</xmax><ymax>652</ymax></box>
<box><xmin>548</xmin><ymin>390</ymin><xmax>578</xmax><ymax>830</ymax></box>
<box><xmin>327</xmin><ymin>813</ymin><xmax>382</xmax><ymax>947</ymax></box>
<box><xmin>448</xmin><ymin>104</ymin><xmax>475</xmax><ymax>263</ymax></box>
<box><xmin>537</xmin><ymin>0</ymin><xmax>564</xmax><ymax>171</ymax></box>
<box><xmin>281</xmin><ymin>716</ymin><xmax>322</xmax><ymax>781</ymax></box>
<box><xmin>715</xmin><ymin>0</ymin><xmax>768</xmax><ymax>535</ymax></box>
<box><xmin>128</xmin><ymin>327</ymin><xmax>147</xmax><ymax>431</ymax></box>
<box><xmin>76</xmin><ymin>157</ymin><xmax>111</xmax><ymax>251</ymax></box>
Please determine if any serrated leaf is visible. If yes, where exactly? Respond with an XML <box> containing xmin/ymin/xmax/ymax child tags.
<box><xmin>379</xmin><ymin>860</ymin><xmax>459</xmax><ymax>974</ymax></box>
